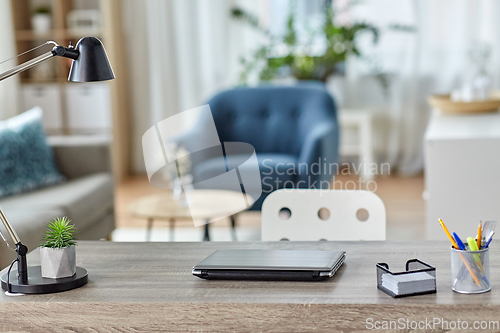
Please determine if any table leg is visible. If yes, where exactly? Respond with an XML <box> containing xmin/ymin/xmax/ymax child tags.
<box><xmin>146</xmin><ymin>218</ymin><xmax>154</xmax><ymax>242</ymax></box>
<box><xmin>360</xmin><ymin>114</ymin><xmax>374</xmax><ymax>181</ymax></box>
<box><xmin>169</xmin><ymin>219</ymin><xmax>175</xmax><ymax>242</ymax></box>
<box><xmin>203</xmin><ymin>219</ymin><xmax>210</xmax><ymax>241</ymax></box>
<box><xmin>230</xmin><ymin>215</ymin><xmax>237</xmax><ymax>241</ymax></box>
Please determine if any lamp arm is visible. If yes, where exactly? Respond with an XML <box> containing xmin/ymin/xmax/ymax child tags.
<box><xmin>0</xmin><ymin>208</ymin><xmax>28</xmax><ymax>284</ymax></box>
<box><xmin>0</xmin><ymin>208</ymin><xmax>20</xmax><ymax>245</ymax></box>
<box><xmin>0</xmin><ymin>51</ymin><xmax>54</xmax><ymax>82</ymax></box>
<box><xmin>0</xmin><ymin>44</ymin><xmax>79</xmax><ymax>83</ymax></box>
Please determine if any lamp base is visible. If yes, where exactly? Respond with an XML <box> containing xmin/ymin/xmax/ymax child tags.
<box><xmin>1</xmin><ymin>266</ymin><xmax>87</xmax><ymax>294</ymax></box>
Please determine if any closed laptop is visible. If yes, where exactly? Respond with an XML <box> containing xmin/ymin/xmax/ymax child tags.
<box><xmin>192</xmin><ymin>249</ymin><xmax>346</xmax><ymax>281</ymax></box>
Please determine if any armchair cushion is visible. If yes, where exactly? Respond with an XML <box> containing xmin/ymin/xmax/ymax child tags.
<box><xmin>207</xmin><ymin>85</ymin><xmax>336</xmax><ymax>157</ymax></box>
<box><xmin>193</xmin><ymin>154</ymin><xmax>297</xmax><ymax>193</ymax></box>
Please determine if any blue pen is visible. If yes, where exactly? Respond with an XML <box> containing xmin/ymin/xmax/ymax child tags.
<box><xmin>453</xmin><ymin>232</ymin><xmax>467</xmax><ymax>285</ymax></box>
<box><xmin>453</xmin><ymin>232</ymin><xmax>466</xmax><ymax>250</ymax></box>
<box><xmin>485</xmin><ymin>231</ymin><xmax>495</xmax><ymax>248</ymax></box>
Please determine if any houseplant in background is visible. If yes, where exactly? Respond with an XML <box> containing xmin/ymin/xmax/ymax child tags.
<box><xmin>32</xmin><ymin>6</ymin><xmax>52</xmax><ymax>34</ymax></box>
<box><xmin>40</xmin><ymin>217</ymin><xmax>77</xmax><ymax>279</ymax></box>
<box><xmin>231</xmin><ymin>1</ymin><xmax>414</xmax><ymax>102</ymax></box>
<box><xmin>232</xmin><ymin>2</ymin><xmax>378</xmax><ymax>84</ymax></box>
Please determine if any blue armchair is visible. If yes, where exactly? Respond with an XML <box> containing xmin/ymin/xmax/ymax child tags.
<box><xmin>174</xmin><ymin>85</ymin><xmax>339</xmax><ymax>210</ymax></box>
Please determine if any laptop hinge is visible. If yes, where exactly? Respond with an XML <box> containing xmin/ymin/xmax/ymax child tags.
<box><xmin>192</xmin><ymin>269</ymin><xmax>209</xmax><ymax>276</ymax></box>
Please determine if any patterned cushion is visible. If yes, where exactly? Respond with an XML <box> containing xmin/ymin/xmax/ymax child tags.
<box><xmin>0</xmin><ymin>107</ymin><xmax>64</xmax><ymax>198</ymax></box>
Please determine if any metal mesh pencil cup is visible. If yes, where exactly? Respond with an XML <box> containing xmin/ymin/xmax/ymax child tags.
<box><xmin>451</xmin><ymin>246</ymin><xmax>490</xmax><ymax>294</ymax></box>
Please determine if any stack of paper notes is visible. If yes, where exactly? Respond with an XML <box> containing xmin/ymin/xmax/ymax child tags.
<box><xmin>381</xmin><ymin>271</ymin><xmax>436</xmax><ymax>295</ymax></box>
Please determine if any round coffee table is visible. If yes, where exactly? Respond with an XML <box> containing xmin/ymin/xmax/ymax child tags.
<box><xmin>128</xmin><ymin>189</ymin><xmax>252</xmax><ymax>241</ymax></box>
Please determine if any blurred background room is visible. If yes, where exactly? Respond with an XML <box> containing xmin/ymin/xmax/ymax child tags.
<box><xmin>2</xmin><ymin>0</ymin><xmax>500</xmax><ymax>266</ymax></box>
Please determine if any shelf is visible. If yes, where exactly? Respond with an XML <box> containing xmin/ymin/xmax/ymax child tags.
<box><xmin>11</xmin><ymin>0</ymin><xmax>129</xmax><ymax>180</ymax></box>
<box><xmin>15</xmin><ymin>29</ymin><xmax>66</xmax><ymax>41</ymax></box>
<box><xmin>21</xmin><ymin>77</ymin><xmax>59</xmax><ymax>84</ymax></box>
<box><xmin>15</xmin><ymin>29</ymin><xmax>102</xmax><ymax>43</ymax></box>
<box><xmin>21</xmin><ymin>78</ymin><xmax>73</xmax><ymax>85</ymax></box>
<box><xmin>65</xmin><ymin>29</ymin><xmax>102</xmax><ymax>40</ymax></box>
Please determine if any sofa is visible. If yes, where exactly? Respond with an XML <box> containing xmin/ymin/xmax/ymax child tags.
<box><xmin>0</xmin><ymin>136</ymin><xmax>115</xmax><ymax>269</ymax></box>
<box><xmin>173</xmin><ymin>84</ymin><xmax>339</xmax><ymax>210</ymax></box>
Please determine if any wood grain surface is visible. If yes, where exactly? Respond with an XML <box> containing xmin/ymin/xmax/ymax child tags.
<box><xmin>0</xmin><ymin>241</ymin><xmax>499</xmax><ymax>332</ymax></box>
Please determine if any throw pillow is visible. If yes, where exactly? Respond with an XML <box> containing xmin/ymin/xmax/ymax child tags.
<box><xmin>0</xmin><ymin>107</ymin><xmax>64</xmax><ymax>198</ymax></box>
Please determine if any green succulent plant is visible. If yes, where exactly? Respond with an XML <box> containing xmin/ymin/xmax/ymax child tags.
<box><xmin>41</xmin><ymin>217</ymin><xmax>77</xmax><ymax>249</ymax></box>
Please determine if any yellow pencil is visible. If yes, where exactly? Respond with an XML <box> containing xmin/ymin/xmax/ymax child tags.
<box><xmin>439</xmin><ymin>219</ymin><xmax>458</xmax><ymax>248</ymax></box>
<box><xmin>477</xmin><ymin>222</ymin><xmax>482</xmax><ymax>249</ymax></box>
<box><xmin>438</xmin><ymin>219</ymin><xmax>481</xmax><ymax>286</ymax></box>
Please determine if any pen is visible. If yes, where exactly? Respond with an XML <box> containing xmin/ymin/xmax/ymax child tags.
<box><xmin>438</xmin><ymin>219</ymin><xmax>481</xmax><ymax>286</ymax></box>
<box><xmin>485</xmin><ymin>237</ymin><xmax>494</xmax><ymax>248</ymax></box>
<box><xmin>485</xmin><ymin>231</ymin><xmax>495</xmax><ymax>248</ymax></box>
<box><xmin>453</xmin><ymin>232</ymin><xmax>466</xmax><ymax>250</ymax></box>
<box><xmin>482</xmin><ymin>221</ymin><xmax>497</xmax><ymax>244</ymax></box>
<box><xmin>477</xmin><ymin>222</ymin><xmax>482</xmax><ymax>249</ymax></box>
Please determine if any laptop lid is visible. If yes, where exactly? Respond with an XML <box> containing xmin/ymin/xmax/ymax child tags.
<box><xmin>193</xmin><ymin>249</ymin><xmax>346</xmax><ymax>272</ymax></box>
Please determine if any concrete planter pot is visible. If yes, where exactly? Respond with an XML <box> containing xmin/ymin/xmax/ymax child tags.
<box><xmin>40</xmin><ymin>246</ymin><xmax>76</xmax><ymax>279</ymax></box>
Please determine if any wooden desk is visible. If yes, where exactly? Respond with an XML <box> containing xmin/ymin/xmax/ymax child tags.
<box><xmin>0</xmin><ymin>241</ymin><xmax>499</xmax><ymax>332</ymax></box>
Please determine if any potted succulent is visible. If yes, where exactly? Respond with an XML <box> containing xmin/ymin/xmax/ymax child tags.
<box><xmin>40</xmin><ymin>217</ymin><xmax>77</xmax><ymax>279</ymax></box>
<box><xmin>32</xmin><ymin>6</ymin><xmax>52</xmax><ymax>34</ymax></box>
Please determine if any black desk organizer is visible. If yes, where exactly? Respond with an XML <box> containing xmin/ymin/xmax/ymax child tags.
<box><xmin>376</xmin><ymin>259</ymin><xmax>437</xmax><ymax>298</ymax></box>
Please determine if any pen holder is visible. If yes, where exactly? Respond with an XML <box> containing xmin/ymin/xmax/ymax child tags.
<box><xmin>451</xmin><ymin>246</ymin><xmax>490</xmax><ymax>294</ymax></box>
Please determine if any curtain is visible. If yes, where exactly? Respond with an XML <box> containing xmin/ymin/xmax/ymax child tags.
<box><xmin>123</xmin><ymin>0</ymin><xmax>265</xmax><ymax>173</ymax></box>
<box><xmin>346</xmin><ymin>0</ymin><xmax>500</xmax><ymax>175</ymax></box>
<box><xmin>0</xmin><ymin>0</ymin><xmax>19</xmax><ymax>120</ymax></box>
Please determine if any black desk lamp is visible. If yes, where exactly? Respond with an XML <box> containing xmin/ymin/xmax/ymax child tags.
<box><xmin>0</xmin><ymin>37</ymin><xmax>114</xmax><ymax>82</ymax></box>
<box><xmin>0</xmin><ymin>37</ymin><xmax>114</xmax><ymax>294</ymax></box>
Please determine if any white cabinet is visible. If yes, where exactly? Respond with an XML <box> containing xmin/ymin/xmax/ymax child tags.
<box><xmin>424</xmin><ymin>111</ymin><xmax>500</xmax><ymax>240</ymax></box>
<box><xmin>65</xmin><ymin>82</ymin><xmax>112</xmax><ymax>133</ymax></box>
<box><xmin>21</xmin><ymin>84</ymin><xmax>63</xmax><ymax>131</ymax></box>
<box><xmin>20</xmin><ymin>82</ymin><xmax>112</xmax><ymax>134</ymax></box>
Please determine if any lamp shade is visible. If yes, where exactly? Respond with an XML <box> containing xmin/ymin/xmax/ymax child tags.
<box><xmin>68</xmin><ymin>37</ymin><xmax>115</xmax><ymax>82</ymax></box>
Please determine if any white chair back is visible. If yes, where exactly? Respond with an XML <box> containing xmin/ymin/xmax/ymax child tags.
<box><xmin>261</xmin><ymin>189</ymin><xmax>386</xmax><ymax>241</ymax></box>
